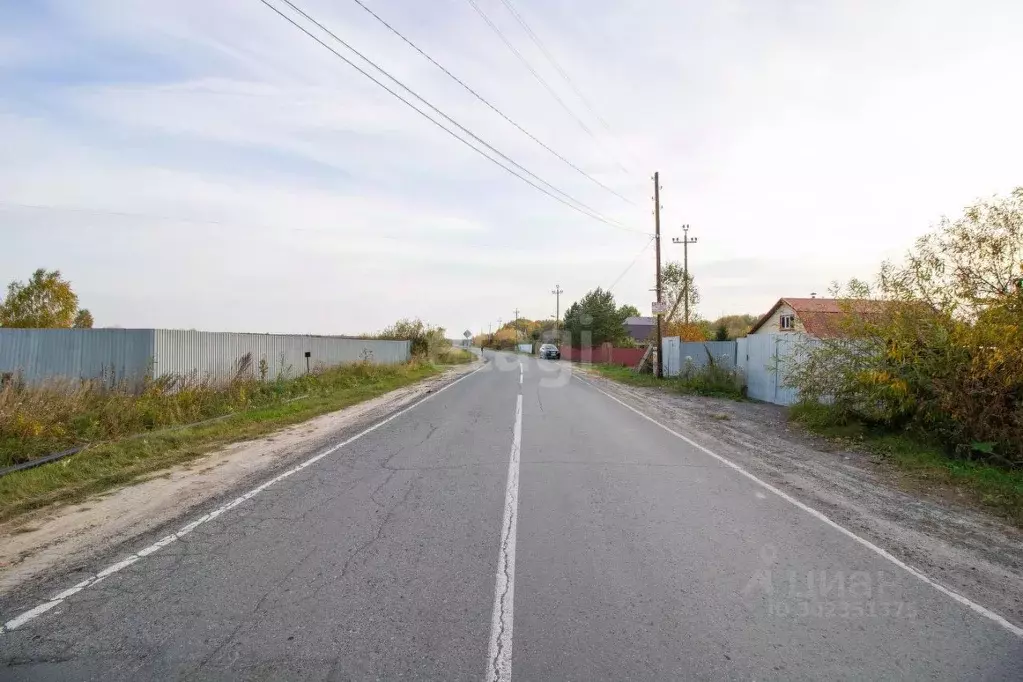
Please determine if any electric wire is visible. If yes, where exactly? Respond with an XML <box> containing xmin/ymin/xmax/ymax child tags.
<box><xmin>607</xmin><ymin>236</ymin><xmax>655</xmax><ymax>293</ymax></box>
<box><xmin>260</xmin><ymin>0</ymin><xmax>647</xmax><ymax>235</ymax></box>
<box><xmin>465</xmin><ymin>0</ymin><xmax>632</xmax><ymax>176</ymax></box>
<box><xmin>349</xmin><ymin>0</ymin><xmax>636</xmax><ymax>206</ymax></box>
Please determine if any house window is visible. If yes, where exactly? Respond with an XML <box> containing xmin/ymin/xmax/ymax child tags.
<box><xmin>780</xmin><ymin>314</ymin><xmax>794</xmax><ymax>330</ymax></box>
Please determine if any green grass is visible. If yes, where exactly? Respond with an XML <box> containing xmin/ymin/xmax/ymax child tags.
<box><xmin>593</xmin><ymin>363</ymin><xmax>746</xmax><ymax>400</ymax></box>
<box><xmin>0</xmin><ymin>362</ymin><xmax>441</xmax><ymax>523</ymax></box>
<box><xmin>790</xmin><ymin>402</ymin><xmax>1023</xmax><ymax>526</ymax></box>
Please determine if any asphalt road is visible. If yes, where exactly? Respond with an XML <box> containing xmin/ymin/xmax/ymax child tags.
<box><xmin>2</xmin><ymin>350</ymin><xmax>1021</xmax><ymax>680</ymax></box>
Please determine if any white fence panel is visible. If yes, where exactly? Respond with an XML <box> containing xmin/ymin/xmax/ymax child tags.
<box><xmin>662</xmin><ymin>336</ymin><xmax>681</xmax><ymax>376</ymax></box>
<box><xmin>517</xmin><ymin>343</ymin><xmax>533</xmax><ymax>354</ymax></box>
<box><xmin>0</xmin><ymin>329</ymin><xmax>154</xmax><ymax>383</ymax></box>
<box><xmin>743</xmin><ymin>334</ymin><xmax>781</xmax><ymax>403</ymax></box>
<box><xmin>735</xmin><ymin>337</ymin><xmax>749</xmax><ymax>376</ymax></box>
<box><xmin>739</xmin><ymin>333</ymin><xmax>819</xmax><ymax>405</ymax></box>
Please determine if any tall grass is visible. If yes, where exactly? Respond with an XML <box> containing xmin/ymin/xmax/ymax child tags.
<box><xmin>0</xmin><ymin>361</ymin><xmax>417</xmax><ymax>468</ymax></box>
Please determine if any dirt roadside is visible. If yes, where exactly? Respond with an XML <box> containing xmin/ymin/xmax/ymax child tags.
<box><xmin>576</xmin><ymin>368</ymin><xmax>1023</xmax><ymax>628</ymax></box>
<box><xmin>0</xmin><ymin>362</ymin><xmax>481</xmax><ymax>597</ymax></box>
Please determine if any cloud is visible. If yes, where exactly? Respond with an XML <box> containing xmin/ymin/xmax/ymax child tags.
<box><xmin>3</xmin><ymin>0</ymin><xmax>1023</xmax><ymax>334</ymax></box>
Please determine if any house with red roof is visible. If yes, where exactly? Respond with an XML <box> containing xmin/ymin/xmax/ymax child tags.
<box><xmin>748</xmin><ymin>297</ymin><xmax>885</xmax><ymax>339</ymax></box>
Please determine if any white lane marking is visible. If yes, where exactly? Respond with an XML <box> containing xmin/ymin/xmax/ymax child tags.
<box><xmin>1</xmin><ymin>363</ymin><xmax>487</xmax><ymax>634</ymax></box>
<box><xmin>486</xmin><ymin>394</ymin><xmax>522</xmax><ymax>682</ymax></box>
<box><xmin>576</xmin><ymin>377</ymin><xmax>1023</xmax><ymax>640</ymax></box>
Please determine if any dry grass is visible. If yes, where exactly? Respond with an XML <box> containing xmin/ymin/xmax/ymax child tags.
<box><xmin>0</xmin><ymin>362</ymin><xmax>441</xmax><ymax>521</ymax></box>
<box><xmin>0</xmin><ymin>361</ymin><xmax>426</xmax><ymax>468</ymax></box>
<box><xmin>434</xmin><ymin>348</ymin><xmax>475</xmax><ymax>365</ymax></box>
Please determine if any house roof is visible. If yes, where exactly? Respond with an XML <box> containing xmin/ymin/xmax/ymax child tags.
<box><xmin>749</xmin><ymin>298</ymin><xmax>885</xmax><ymax>338</ymax></box>
<box><xmin>625</xmin><ymin>316</ymin><xmax>655</xmax><ymax>326</ymax></box>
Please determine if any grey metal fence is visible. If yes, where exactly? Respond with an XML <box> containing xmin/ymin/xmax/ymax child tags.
<box><xmin>0</xmin><ymin>329</ymin><xmax>411</xmax><ymax>384</ymax></box>
<box><xmin>663</xmin><ymin>338</ymin><xmax>737</xmax><ymax>377</ymax></box>
<box><xmin>662</xmin><ymin>334</ymin><xmax>818</xmax><ymax>406</ymax></box>
<box><xmin>0</xmin><ymin>329</ymin><xmax>154</xmax><ymax>384</ymax></box>
<box><xmin>152</xmin><ymin>330</ymin><xmax>410</xmax><ymax>381</ymax></box>
<box><xmin>736</xmin><ymin>334</ymin><xmax>821</xmax><ymax>405</ymax></box>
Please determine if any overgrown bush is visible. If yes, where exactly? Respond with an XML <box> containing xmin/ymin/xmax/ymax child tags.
<box><xmin>786</xmin><ymin>189</ymin><xmax>1023</xmax><ymax>466</ymax></box>
<box><xmin>378</xmin><ymin>318</ymin><xmax>450</xmax><ymax>359</ymax></box>
<box><xmin>673</xmin><ymin>353</ymin><xmax>745</xmax><ymax>398</ymax></box>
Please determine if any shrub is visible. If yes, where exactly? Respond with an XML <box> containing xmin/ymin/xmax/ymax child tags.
<box><xmin>673</xmin><ymin>356</ymin><xmax>745</xmax><ymax>399</ymax></box>
<box><xmin>786</xmin><ymin>189</ymin><xmax>1023</xmax><ymax>466</ymax></box>
<box><xmin>378</xmin><ymin>318</ymin><xmax>449</xmax><ymax>359</ymax></box>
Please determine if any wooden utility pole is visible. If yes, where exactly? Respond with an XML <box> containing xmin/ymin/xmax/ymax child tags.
<box><xmin>654</xmin><ymin>172</ymin><xmax>663</xmax><ymax>378</ymax></box>
<box><xmin>551</xmin><ymin>285</ymin><xmax>563</xmax><ymax>341</ymax></box>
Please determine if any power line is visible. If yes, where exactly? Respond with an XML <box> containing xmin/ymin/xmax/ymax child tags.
<box><xmin>606</xmin><ymin>236</ymin><xmax>654</xmax><ymax>293</ymax></box>
<box><xmin>259</xmin><ymin>0</ymin><xmax>647</xmax><ymax>235</ymax></box>
<box><xmin>465</xmin><ymin>0</ymin><xmax>632</xmax><ymax>176</ymax></box>
<box><xmin>348</xmin><ymin>0</ymin><xmax>635</xmax><ymax>207</ymax></box>
<box><xmin>496</xmin><ymin>0</ymin><xmax>613</xmax><ymax>134</ymax></box>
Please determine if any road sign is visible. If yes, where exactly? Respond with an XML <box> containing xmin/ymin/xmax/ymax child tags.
<box><xmin>651</xmin><ymin>301</ymin><xmax>668</xmax><ymax>315</ymax></box>
<box><xmin>463</xmin><ymin>330</ymin><xmax>472</xmax><ymax>338</ymax></box>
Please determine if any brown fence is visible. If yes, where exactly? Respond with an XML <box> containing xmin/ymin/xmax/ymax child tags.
<box><xmin>559</xmin><ymin>343</ymin><xmax>645</xmax><ymax>366</ymax></box>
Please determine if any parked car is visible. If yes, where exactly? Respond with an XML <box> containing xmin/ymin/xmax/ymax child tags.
<box><xmin>538</xmin><ymin>344</ymin><xmax>560</xmax><ymax>360</ymax></box>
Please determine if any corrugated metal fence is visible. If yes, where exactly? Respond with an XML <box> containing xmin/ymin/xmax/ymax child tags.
<box><xmin>0</xmin><ymin>329</ymin><xmax>154</xmax><ymax>384</ymax></box>
<box><xmin>663</xmin><ymin>338</ymin><xmax>737</xmax><ymax>376</ymax></box>
<box><xmin>663</xmin><ymin>334</ymin><xmax>820</xmax><ymax>406</ymax></box>
<box><xmin>153</xmin><ymin>331</ymin><xmax>410</xmax><ymax>380</ymax></box>
<box><xmin>736</xmin><ymin>334</ymin><xmax>821</xmax><ymax>405</ymax></box>
<box><xmin>0</xmin><ymin>329</ymin><xmax>411</xmax><ymax>384</ymax></box>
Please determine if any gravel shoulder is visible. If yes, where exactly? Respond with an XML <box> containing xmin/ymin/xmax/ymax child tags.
<box><xmin>0</xmin><ymin>362</ymin><xmax>481</xmax><ymax>597</ymax></box>
<box><xmin>577</xmin><ymin>366</ymin><xmax>1023</xmax><ymax>628</ymax></box>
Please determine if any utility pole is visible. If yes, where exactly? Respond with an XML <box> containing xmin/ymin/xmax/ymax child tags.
<box><xmin>654</xmin><ymin>172</ymin><xmax>663</xmax><ymax>378</ymax></box>
<box><xmin>552</xmin><ymin>285</ymin><xmax>563</xmax><ymax>341</ymax></box>
<box><xmin>672</xmin><ymin>224</ymin><xmax>698</xmax><ymax>325</ymax></box>
<box><xmin>512</xmin><ymin>308</ymin><xmax>521</xmax><ymax>340</ymax></box>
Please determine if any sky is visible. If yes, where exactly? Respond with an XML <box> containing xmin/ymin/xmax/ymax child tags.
<box><xmin>2</xmin><ymin>0</ymin><xmax>1022</xmax><ymax>336</ymax></box>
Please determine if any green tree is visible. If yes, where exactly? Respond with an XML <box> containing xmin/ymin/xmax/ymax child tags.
<box><xmin>0</xmin><ymin>269</ymin><xmax>91</xmax><ymax>328</ymax></box>
<box><xmin>661</xmin><ymin>261</ymin><xmax>700</xmax><ymax>323</ymax></box>
<box><xmin>713</xmin><ymin>322</ymin><xmax>729</xmax><ymax>341</ymax></box>
<box><xmin>618</xmin><ymin>304</ymin><xmax>641</xmax><ymax>319</ymax></box>
<box><xmin>712</xmin><ymin>314</ymin><xmax>758</xmax><ymax>339</ymax></box>
<box><xmin>787</xmin><ymin>188</ymin><xmax>1023</xmax><ymax>465</ymax></box>
<box><xmin>562</xmin><ymin>287</ymin><xmax>630</xmax><ymax>347</ymax></box>
<box><xmin>379</xmin><ymin>318</ymin><xmax>448</xmax><ymax>358</ymax></box>
<box><xmin>73</xmin><ymin>309</ymin><xmax>94</xmax><ymax>328</ymax></box>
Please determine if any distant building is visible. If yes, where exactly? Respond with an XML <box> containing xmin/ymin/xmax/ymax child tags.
<box><xmin>624</xmin><ymin>316</ymin><xmax>656</xmax><ymax>343</ymax></box>
<box><xmin>748</xmin><ymin>297</ymin><xmax>884</xmax><ymax>339</ymax></box>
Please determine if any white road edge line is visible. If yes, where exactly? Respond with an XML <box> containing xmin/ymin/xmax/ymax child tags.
<box><xmin>575</xmin><ymin>376</ymin><xmax>1023</xmax><ymax>640</ymax></box>
<box><xmin>486</xmin><ymin>393</ymin><xmax>522</xmax><ymax>682</ymax></box>
<box><xmin>1</xmin><ymin>363</ymin><xmax>487</xmax><ymax>635</ymax></box>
